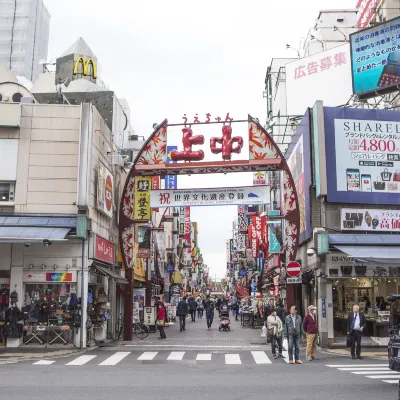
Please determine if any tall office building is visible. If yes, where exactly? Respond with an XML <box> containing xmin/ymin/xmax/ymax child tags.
<box><xmin>0</xmin><ymin>0</ymin><xmax>50</xmax><ymax>83</ymax></box>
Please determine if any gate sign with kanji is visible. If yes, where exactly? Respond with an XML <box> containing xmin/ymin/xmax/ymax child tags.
<box><xmin>287</xmin><ymin>261</ymin><xmax>301</xmax><ymax>277</ymax></box>
<box><xmin>120</xmin><ymin>114</ymin><xmax>300</xmax><ymax>271</ymax></box>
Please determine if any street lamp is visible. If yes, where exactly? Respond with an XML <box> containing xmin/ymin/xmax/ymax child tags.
<box><xmin>311</xmin><ymin>35</ymin><xmax>325</xmax><ymax>50</ymax></box>
<box><xmin>286</xmin><ymin>44</ymin><xmax>300</xmax><ymax>58</ymax></box>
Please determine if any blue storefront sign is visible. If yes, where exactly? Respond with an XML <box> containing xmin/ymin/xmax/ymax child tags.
<box><xmin>165</xmin><ymin>146</ymin><xmax>177</xmax><ymax>187</ymax></box>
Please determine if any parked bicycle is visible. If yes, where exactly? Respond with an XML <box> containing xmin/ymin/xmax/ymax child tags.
<box><xmin>116</xmin><ymin>314</ymin><xmax>150</xmax><ymax>340</ymax></box>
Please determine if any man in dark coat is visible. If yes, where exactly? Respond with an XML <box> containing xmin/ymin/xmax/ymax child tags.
<box><xmin>347</xmin><ymin>304</ymin><xmax>366</xmax><ymax>359</ymax></box>
<box><xmin>204</xmin><ymin>296</ymin><xmax>215</xmax><ymax>329</ymax></box>
<box><xmin>189</xmin><ymin>297</ymin><xmax>198</xmax><ymax>322</ymax></box>
<box><xmin>177</xmin><ymin>296</ymin><xmax>189</xmax><ymax>331</ymax></box>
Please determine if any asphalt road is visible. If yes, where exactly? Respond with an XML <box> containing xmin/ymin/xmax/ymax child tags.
<box><xmin>0</xmin><ymin>317</ymin><xmax>397</xmax><ymax>400</ymax></box>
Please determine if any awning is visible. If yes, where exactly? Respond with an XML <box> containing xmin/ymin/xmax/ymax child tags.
<box><xmin>92</xmin><ymin>264</ymin><xmax>128</xmax><ymax>284</ymax></box>
<box><xmin>329</xmin><ymin>234</ymin><xmax>400</xmax><ymax>246</ymax></box>
<box><xmin>0</xmin><ymin>227</ymin><xmax>71</xmax><ymax>243</ymax></box>
<box><xmin>333</xmin><ymin>245</ymin><xmax>400</xmax><ymax>264</ymax></box>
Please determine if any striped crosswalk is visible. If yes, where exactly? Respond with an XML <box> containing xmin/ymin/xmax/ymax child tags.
<box><xmin>30</xmin><ymin>350</ymin><xmax>287</xmax><ymax>367</ymax></box>
<box><xmin>327</xmin><ymin>363</ymin><xmax>400</xmax><ymax>385</ymax></box>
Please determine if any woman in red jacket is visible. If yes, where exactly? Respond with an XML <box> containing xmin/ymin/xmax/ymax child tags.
<box><xmin>157</xmin><ymin>302</ymin><xmax>167</xmax><ymax>339</ymax></box>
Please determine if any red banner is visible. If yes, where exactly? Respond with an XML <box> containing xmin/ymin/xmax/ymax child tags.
<box><xmin>261</xmin><ymin>215</ymin><xmax>268</xmax><ymax>255</ymax></box>
<box><xmin>184</xmin><ymin>207</ymin><xmax>191</xmax><ymax>253</ymax></box>
<box><xmin>248</xmin><ymin>225</ymin><xmax>259</xmax><ymax>258</ymax></box>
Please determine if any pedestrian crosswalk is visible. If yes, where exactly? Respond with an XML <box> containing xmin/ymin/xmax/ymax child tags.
<box><xmin>30</xmin><ymin>350</ymin><xmax>287</xmax><ymax>367</ymax></box>
<box><xmin>327</xmin><ymin>363</ymin><xmax>400</xmax><ymax>385</ymax></box>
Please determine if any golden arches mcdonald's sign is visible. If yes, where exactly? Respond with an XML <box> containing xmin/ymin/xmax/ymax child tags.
<box><xmin>73</xmin><ymin>56</ymin><xmax>97</xmax><ymax>79</ymax></box>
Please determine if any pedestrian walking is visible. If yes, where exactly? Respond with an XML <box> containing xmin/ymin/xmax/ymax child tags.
<box><xmin>189</xmin><ymin>297</ymin><xmax>198</xmax><ymax>322</ymax></box>
<box><xmin>264</xmin><ymin>298</ymin><xmax>275</xmax><ymax>321</ymax></box>
<box><xmin>177</xmin><ymin>296</ymin><xmax>189</xmax><ymax>331</ymax></box>
<box><xmin>156</xmin><ymin>302</ymin><xmax>167</xmax><ymax>339</ymax></box>
<box><xmin>303</xmin><ymin>305</ymin><xmax>318</xmax><ymax>361</ymax></box>
<box><xmin>231</xmin><ymin>298</ymin><xmax>239</xmax><ymax>321</ymax></box>
<box><xmin>204</xmin><ymin>295</ymin><xmax>215</xmax><ymax>329</ymax></box>
<box><xmin>283</xmin><ymin>305</ymin><xmax>305</xmax><ymax>364</ymax></box>
<box><xmin>276</xmin><ymin>299</ymin><xmax>286</xmax><ymax>322</ymax></box>
<box><xmin>216</xmin><ymin>297</ymin><xmax>222</xmax><ymax>317</ymax></box>
<box><xmin>347</xmin><ymin>304</ymin><xmax>366</xmax><ymax>360</ymax></box>
<box><xmin>196</xmin><ymin>297</ymin><xmax>204</xmax><ymax>319</ymax></box>
<box><xmin>267</xmin><ymin>309</ymin><xmax>283</xmax><ymax>359</ymax></box>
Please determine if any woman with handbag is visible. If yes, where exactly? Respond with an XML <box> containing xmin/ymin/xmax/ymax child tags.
<box><xmin>267</xmin><ymin>309</ymin><xmax>283</xmax><ymax>359</ymax></box>
<box><xmin>157</xmin><ymin>302</ymin><xmax>167</xmax><ymax>339</ymax></box>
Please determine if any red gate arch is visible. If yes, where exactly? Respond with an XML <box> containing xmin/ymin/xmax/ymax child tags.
<box><xmin>119</xmin><ymin>115</ymin><xmax>300</xmax><ymax>339</ymax></box>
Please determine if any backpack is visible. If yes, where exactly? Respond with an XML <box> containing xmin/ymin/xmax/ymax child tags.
<box><xmin>176</xmin><ymin>301</ymin><xmax>188</xmax><ymax>316</ymax></box>
<box><xmin>73</xmin><ymin>312</ymin><xmax>81</xmax><ymax>328</ymax></box>
<box><xmin>69</xmin><ymin>293</ymin><xmax>77</xmax><ymax>310</ymax></box>
<box><xmin>10</xmin><ymin>291</ymin><xmax>18</xmax><ymax>304</ymax></box>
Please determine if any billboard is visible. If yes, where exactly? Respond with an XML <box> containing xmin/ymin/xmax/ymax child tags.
<box><xmin>286</xmin><ymin>44</ymin><xmax>352</xmax><ymax>115</ymax></box>
<box><xmin>285</xmin><ymin>110</ymin><xmax>312</xmax><ymax>243</ymax></box>
<box><xmin>323</xmin><ymin>107</ymin><xmax>400</xmax><ymax>204</ymax></box>
<box><xmin>97</xmin><ymin>165</ymin><xmax>113</xmax><ymax>218</ymax></box>
<box><xmin>341</xmin><ymin>208</ymin><xmax>400</xmax><ymax>231</ymax></box>
<box><xmin>350</xmin><ymin>17</ymin><xmax>400</xmax><ymax>97</ymax></box>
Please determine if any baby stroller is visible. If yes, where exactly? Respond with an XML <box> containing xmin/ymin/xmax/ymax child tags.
<box><xmin>219</xmin><ymin>304</ymin><xmax>230</xmax><ymax>331</ymax></box>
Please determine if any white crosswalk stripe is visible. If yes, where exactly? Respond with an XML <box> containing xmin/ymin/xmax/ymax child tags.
<box><xmin>225</xmin><ymin>354</ymin><xmax>241</xmax><ymax>364</ymax></box>
<box><xmin>326</xmin><ymin>363</ymin><xmax>400</xmax><ymax>386</ymax></box>
<box><xmin>99</xmin><ymin>352</ymin><xmax>131</xmax><ymax>366</ymax></box>
<box><xmin>251</xmin><ymin>351</ymin><xmax>272</xmax><ymax>364</ymax></box>
<box><xmin>66</xmin><ymin>355</ymin><xmax>97</xmax><ymax>366</ymax></box>
<box><xmin>137</xmin><ymin>352</ymin><xmax>158</xmax><ymax>361</ymax></box>
<box><xmin>167</xmin><ymin>352</ymin><xmax>185</xmax><ymax>361</ymax></box>
<box><xmin>31</xmin><ymin>350</ymin><xmax>289</xmax><ymax>367</ymax></box>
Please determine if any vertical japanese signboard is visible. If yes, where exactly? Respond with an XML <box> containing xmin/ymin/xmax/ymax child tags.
<box><xmin>166</xmin><ymin>145</ymin><xmax>178</xmax><ymax>189</ymax></box>
<box><xmin>151</xmin><ymin>177</ymin><xmax>160</xmax><ymax>212</ymax></box>
<box><xmin>184</xmin><ymin>207</ymin><xmax>191</xmax><ymax>252</ymax></box>
<box><xmin>237</xmin><ymin>206</ymin><xmax>247</xmax><ymax>252</ymax></box>
<box><xmin>179</xmin><ymin>207</ymin><xmax>185</xmax><ymax>235</ymax></box>
<box><xmin>134</xmin><ymin>177</ymin><xmax>151</xmax><ymax>221</ymax></box>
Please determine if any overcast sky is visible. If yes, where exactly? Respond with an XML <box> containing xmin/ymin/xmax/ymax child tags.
<box><xmin>45</xmin><ymin>0</ymin><xmax>355</xmax><ymax>279</ymax></box>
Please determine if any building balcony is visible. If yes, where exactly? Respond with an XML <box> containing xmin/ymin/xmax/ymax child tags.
<box><xmin>0</xmin><ymin>103</ymin><xmax>20</xmax><ymax>127</ymax></box>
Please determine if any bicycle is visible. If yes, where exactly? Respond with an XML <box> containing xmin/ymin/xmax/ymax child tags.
<box><xmin>116</xmin><ymin>314</ymin><xmax>150</xmax><ymax>340</ymax></box>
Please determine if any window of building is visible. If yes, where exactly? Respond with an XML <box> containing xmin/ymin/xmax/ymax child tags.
<box><xmin>0</xmin><ymin>182</ymin><xmax>15</xmax><ymax>202</ymax></box>
<box><xmin>12</xmin><ymin>93</ymin><xmax>23</xmax><ymax>103</ymax></box>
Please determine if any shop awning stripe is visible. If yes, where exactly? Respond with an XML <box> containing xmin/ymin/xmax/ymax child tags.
<box><xmin>0</xmin><ymin>226</ymin><xmax>71</xmax><ymax>242</ymax></box>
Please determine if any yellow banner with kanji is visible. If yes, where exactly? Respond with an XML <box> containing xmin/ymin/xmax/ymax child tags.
<box><xmin>134</xmin><ymin>177</ymin><xmax>151</xmax><ymax>221</ymax></box>
<box><xmin>133</xmin><ymin>242</ymin><xmax>146</xmax><ymax>282</ymax></box>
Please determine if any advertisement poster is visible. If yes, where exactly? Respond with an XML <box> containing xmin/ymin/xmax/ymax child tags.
<box><xmin>133</xmin><ymin>242</ymin><xmax>146</xmax><ymax>282</ymax></box>
<box><xmin>150</xmin><ymin>186</ymin><xmax>269</xmax><ymax>208</ymax></box>
<box><xmin>184</xmin><ymin>207</ymin><xmax>191</xmax><ymax>251</ymax></box>
<box><xmin>133</xmin><ymin>177</ymin><xmax>151</xmax><ymax>221</ymax></box>
<box><xmin>133</xmin><ymin>289</ymin><xmax>145</xmax><ymax>310</ymax></box>
<box><xmin>350</xmin><ymin>17</ymin><xmax>400</xmax><ymax>97</ymax></box>
<box><xmin>341</xmin><ymin>208</ymin><xmax>400</xmax><ymax>232</ymax></box>
<box><xmin>137</xmin><ymin>225</ymin><xmax>151</xmax><ymax>258</ymax></box>
<box><xmin>285</xmin><ymin>110</ymin><xmax>312</xmax><ymax>243</ymax></box>
<box><xmin>286</xmin><ymin>44</ymin><xmax>352</xmax><ymax>115</ymax></box>
<box><xmin>324</xmin><ymin>107</ymin><xmax>400</xmax><ymax>204</ymax></box>
<box><xmin>97</xmin><ymin>165</ymin><xmax>113</xmax><ymax>218</ymax></box>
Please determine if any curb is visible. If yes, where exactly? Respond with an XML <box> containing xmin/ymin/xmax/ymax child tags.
<box><xmin>317</xmin><ymin>347</ymin><xmax>387</xmax><ymax>360</ymax></box>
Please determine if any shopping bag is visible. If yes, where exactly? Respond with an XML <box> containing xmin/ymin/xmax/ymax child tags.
<box><xmin>260</xmin><ymin>325</ymin><xmax>267</xmax><ymax>338</ymax></box>
<box><xmin>393</xmin><ymin>170</ymin><xmax>400</xmax><ymax>182</ymax></box>
<box><xmin>156</xmin><ymin>319</ymin><xmax>165</xmax><ymax>327</ymax></box>
<box><xmin>346</xmin><ymin>335</ymin><xmax>352</xmax><ymax>348</ymax></box>
<box><xmin>381</xmin><ymin>168</ymin><xmax>392</xmax><ymax>181</ymax></box>
<box><xmin>373</xmin><ymin>176</ymin><xmax>386</xmax><ymax>190</ymax></box>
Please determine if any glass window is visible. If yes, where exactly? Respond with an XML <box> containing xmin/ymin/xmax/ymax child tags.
<box><xmin>0</xmin><ymin>182</ymin><xmax>15</xmax><ymax>202</ymax></box>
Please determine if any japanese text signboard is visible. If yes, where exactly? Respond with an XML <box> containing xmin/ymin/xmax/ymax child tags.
<box><xmin>341</xmin><ymin>208</ymin><xmax>400</xmax><ymax>232</ymax></box>
<box><xmin>95</xmin><ymin>235</ymin><xmax>115</xmax><ymax>264</ymax></box>
<box><xmin>323</xmin><ymin>107</ymin><xmax>400</xmax><ymax>205</ymax></box>
<box><xmin>134</xmin><ymin>177</ymin><xmax>151</xmax><ymax>221</ymax></box>
<box><xmin>150</xmin><ymin>186</ymin><xmax>269</xmax><ymax>208</ymax></box>
<box><xmin>184</xmin><ymin>207</ymin><xmax>191</xmax><ymax>252</ymax></box>
<box><xmin>286</xmin><ymin>44</ymin><xmax>352</xmax><ymax>115</ymax></box>
<box><xmin>350</xmin><ymin>17</ymin><xmax>400</xmax><ymax>97</ymax></box>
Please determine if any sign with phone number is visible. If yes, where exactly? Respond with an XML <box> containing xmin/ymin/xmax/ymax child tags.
<box><xmin>335</xmin><ymin>118</ymin><xmax>400</xmax><ymax>194</ymax></box>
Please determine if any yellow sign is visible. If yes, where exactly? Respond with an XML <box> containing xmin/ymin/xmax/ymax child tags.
<box><xmin>133</xmin><ymin>242</ymin><xmax>146</xmax><ymax>282</ymax></box>
<box><xmin>73</xmin><ymin>56</ymin><xmax>98</xmax><ymax>79</ymax></box>
<box><xmin>133</xmin><ymin>177</ymin><xmax>151</xmax><ymax>221</ymax></box>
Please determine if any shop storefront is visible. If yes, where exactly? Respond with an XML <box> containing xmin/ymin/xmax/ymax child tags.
<box><xmin>325</xmin><ymin>250</ymin><xmax>400</xmax><ymax>342</ymax></box>
<box><xmin>88</xmin><ymin>234</ymin><xmax>126</xmax><ymax>342</ymax></box>
<box><xmin>22</xmin><ymin>270</ymin><xmax>78</xmax><ymax>346</ymax></box>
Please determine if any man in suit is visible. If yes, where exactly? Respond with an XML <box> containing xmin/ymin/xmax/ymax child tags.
<box><xmin>347</xmin><ymin>304</ymin><xmax>366</xmax><ymax>360</ymax></box>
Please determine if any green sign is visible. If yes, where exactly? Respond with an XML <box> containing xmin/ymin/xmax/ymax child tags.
<box><xmin>317</xmin><ymin>233</ymin><xmax>329</xmax><ymax>255</ymax></box>
<box><xmin>76</xmin><ymin>215</ymin><xmax>87</xmax><ymax>239</ymax></box>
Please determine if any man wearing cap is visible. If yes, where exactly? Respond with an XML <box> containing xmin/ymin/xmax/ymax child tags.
<box><xmin>303</xmin><ymin>305</ymin><xmax>318</xmax><ymax>361</ymax></box>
